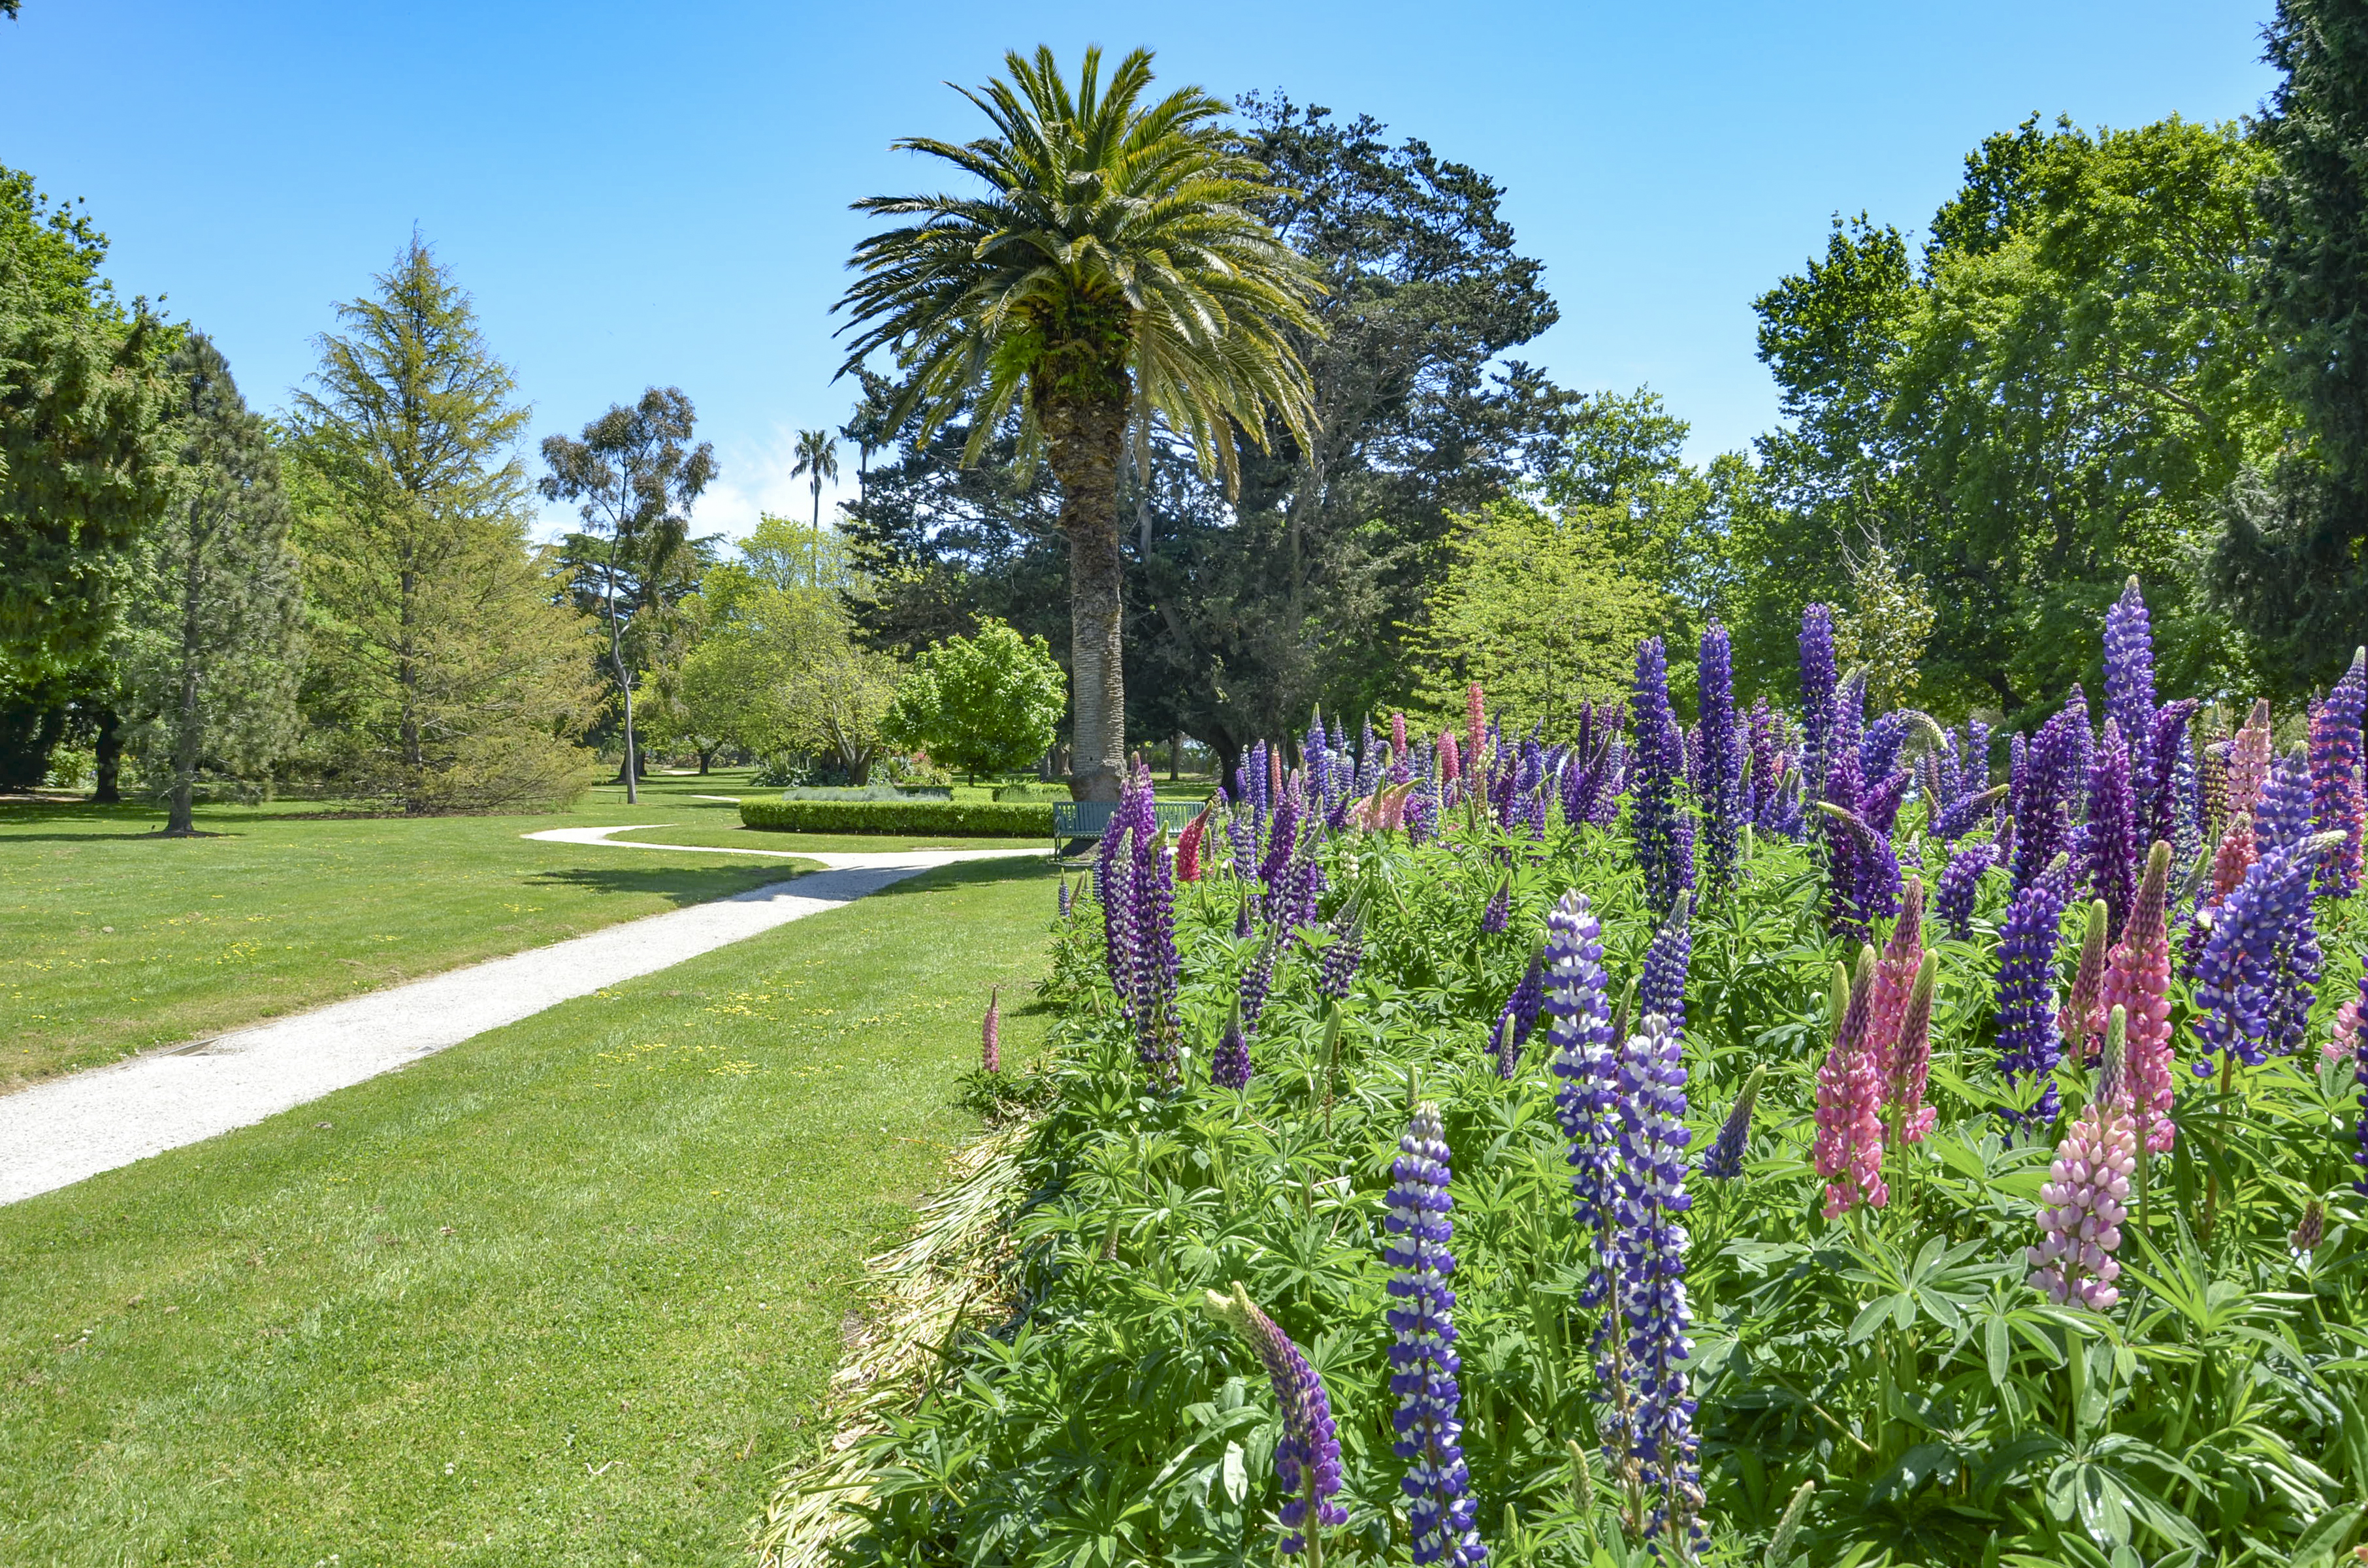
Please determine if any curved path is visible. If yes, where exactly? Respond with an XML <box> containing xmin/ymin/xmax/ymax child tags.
<box><xmin>0</xmin><ymin>830</ymin><xmax>1041</xmax><ymax>1206</ymax></box>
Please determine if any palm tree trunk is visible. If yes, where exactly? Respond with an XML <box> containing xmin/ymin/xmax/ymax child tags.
<box><xmin>1042</xmin><ymin>386</ymin><xmax>1129</xmax><ymax>801</ymax></box>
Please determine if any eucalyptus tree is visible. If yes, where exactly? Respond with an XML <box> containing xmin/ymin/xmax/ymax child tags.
<box><xmin>790</xmin><ymin>428</ymin><xmax>838</xmax><ymax>584</ymax></box>
<box><xmin>836</xmin><ymin>45</ymin><xmax>1323</xmax><ymax>800</ymax></box>
<box><xmin>539</xmin><ymin>387</ymin><xmax>717</xmax><ymax>804</ymax></box>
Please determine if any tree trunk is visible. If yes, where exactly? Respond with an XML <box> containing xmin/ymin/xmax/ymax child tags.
<box><xmin>92</xmin><ymin>709</ymin><xmax>122</xmax><ymax>804</ymax></box>
<box><xmin>166</xmin><ymin>511</ymin><xmax>204</xmax><ymax>837</ymax></box>
<box><xmin>1041</xmin><ymin>385</ymin><xmax>1130</xmax><ymax>802</ymax></box>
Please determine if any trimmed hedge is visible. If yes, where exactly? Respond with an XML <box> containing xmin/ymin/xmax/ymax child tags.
<box><xmin>739</xmin><ymin>798</ymin><xmax>1053</xmax><ymax>837</ymax></box>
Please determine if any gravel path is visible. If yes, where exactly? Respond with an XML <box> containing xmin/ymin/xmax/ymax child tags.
<box><xmin>0</xmin><ymin>832</ymin><xmax>1041</xmax><ymax>1206</ymax></box>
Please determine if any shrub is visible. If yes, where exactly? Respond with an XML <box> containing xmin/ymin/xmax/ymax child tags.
<box><xmin>738</xmin><ymin>798</ymin><xmax>1052</xmax><ymax>836</ymax></box>
<box><xmin>777</xmin><ymin>784</ymin><xmax>952</xmax><ymax>801</ymax></box>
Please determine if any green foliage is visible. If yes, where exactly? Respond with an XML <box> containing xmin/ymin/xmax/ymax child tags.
<box><xmin>738</xmin><ymin>797</ymin><xmax>1051</xmax><ymax>835</ymax></box>
<box><xmin>1410</xmin><ymin>497</ymin><xmax>1667</xmax><ymax>733</ymax></box>
<box><xmin>884</xmin><ymin>617</ymin><xmax>1067</xmax><ymax>782</ymax></box>
<box><xmin>116</xmin><ymin>335</ymin><xmax>304</xmax><ymax>833</ymax></box>
<box><xmin>1833</xmin><ymin>537</ymin><xmax>1934</xmax><ymax>711</ymax></box>
<box><xmin>803</xmin><ymin>815</ymin><xmax>2368</xmax><ymax>1566</ymax></box>
<box><xmin>1751</xmin><ymin>118</ymin><xmax>2279</xmax><ymax>718</ymax></box>
<box><xmin>2213</xmin><ymin>0</ymin><xmax>2368</xmax><ymax>692</ymax></box>
<box><xmin>0</xmin><ymin>162</ymin><xmax>168</xmax><ymax>680</ymax></box>
<box><xmin>287</xmin><ymin>238</ymin><xmax>600</xmax><ymax>812</ymax></box>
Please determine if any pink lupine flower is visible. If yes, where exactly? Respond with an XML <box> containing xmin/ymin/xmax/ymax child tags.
<box><xmin>1814</xmin><ymin>953</ymin><xmax>1887</xmax><ymax>1219</ymax></box>
<box><xmin>2331</xmin><ymin>992</ymin><xmax>2361</xmax><ymax>1065</ymax></box>
<box><xmin>1865</xmin><ymin>878</ymin><xmax>1925</xmax><ymax>1086</ymax></box>
<box><xmin>2028</xmin><ymin>1010</ymin><xmax>2135</xmax><ymax>1311</ymax></box>
<box><xmin>1440</xmin><ymin>731</ymin><xmax>1461</xmax><ymax>788</ymax></box>
<box><xmin>2228</xmin><ymin>699</ymin><xmax>2274</xmax><ymax>816</ymax></box>
<box><xmin>1889</xmin><ymin>955</ymin><xmax>1939</xmax><ymax>1143</ymax></box>
<box><xmin>2210</xmin><ymin>812</ymin><xmax>2257</xmax><ymax>905</ymax></box>
<box><xmin>1391</xmin><ymin>711</ymin><xmax>1408</xmax><ymax>765</ymax></box>
<box><xmin>1466</xmin><ymin>684</ymin><xmax>1487</xmax><ymax>782</ymax></box>
<box><xmin>2058</xmin><ymin>899</ymin><xmax>2110</xmax><ymax>1061</ymax></box>
<box><xmin>2101</xmin><ymin>843</ymin><xmax>2175</xmax><ymax>1151</ymax></box>
<box><xmin>981</xmin><ymin>986</ymin><xmax>1001</xmax><ymax>1074</ymax></box>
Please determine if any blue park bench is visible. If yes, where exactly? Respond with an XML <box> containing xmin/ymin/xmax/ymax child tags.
<box><xmin>1051</xmin><ymin>798</ymin><xmax>1207</xmax><ymax>859</ymax></box>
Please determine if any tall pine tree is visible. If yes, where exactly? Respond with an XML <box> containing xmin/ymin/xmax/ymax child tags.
<box><xmin>289</xmin><ymin>237</ymin><xmax>600</xmax><ymax>812</ymax></box>
<box><xmin>2215</xmin><ymin>0</ymin><xmax>2368</xmax><ymax>689</ymax></box>
<box><xmin>119</xmin><ymin>334</ymin><xmax>303</xmax><ymax>833</ymax></box>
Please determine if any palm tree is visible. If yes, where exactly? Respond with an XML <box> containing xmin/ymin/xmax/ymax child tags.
<box><xmin>836</xmin><ymin>45</ymin><xmax>1322</xmax><ymax>801</ymax></box>
<box><xmin>789</xmin><ymin>428</ymin><xmax>839</xmax><ymax>588</ymax></box>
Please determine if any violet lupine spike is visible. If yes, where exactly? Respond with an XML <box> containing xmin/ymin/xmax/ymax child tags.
<box><xmin>2171</xmin><ymin>723</ymin><xmax>2203</xmax><ymax>867</ymax></box>
<box><xmin>2256</xmin><ymin>751</ymin><xmax>2317</xmax><ymax>857</ymax></box>
<box><xmin>2013</xmin><ymin>695</ymin><xmax>2088</xmax><ymax>891</ymax></box>
<box><xmin>2102</xmin><ymin>842</ymin><xmax>2176</xmax><ymax>1152</ymax></box>
<box><xmin>1494</xmin><ymin>941</ymin><xmax>1546</xmax><ymax>1078</ymax></box>
<box><xmin>1860</xmin><ymin>709</ymin><xmax>1915</xmax><ymax>785</ymax></box>
<box><xmin>2192</xmin><ymin>846</ymin><xmax>2320</xmax><ymax>1073</ymax></box>
<box><xmin>1936</xmin><ymin>840</ymin><xmax>1998</xmax><ymax>938</ymax></box>
<box><xmin>1240</xmin><ymin>927</ymin><xmax>1283</xmax><ymax>1034</ymax></box>
<box><xmin>1259</xmin><ymin>775</ymin><xmax>1305</xmax><ymax>922</ymax></box>
<box><xmin>981</xmin><ymin>986</ymin><xmax>1001</xmax><ymax>1074</ymax></box>
<box><xmin>1103</xmin><ymin>828</ymin><xmax>1140</xmax><ymax>1020</ymax></box>
<box><xmin>2086</xmin><ymin>721</ymin><xmax>2139</xmax><ymax>940</ymax></box>
<box><xmin>2028</xmin><ymin>1009</ymin><xmax>2135</xmax><ymax>1311</ymax></box>
<box><xmin>1212</xmin><ymin>1002</ymin><xmax>1252</xmax><ymax>1091</ymax></box>
<box><xmin>1201</xmin><ymin>1284</ymin><xmax>1345</xmax><ymax>1554</ymax></box>
<box><xmin>1630</xmin><ymin>636</ymin><xmax>1695</xmax><ymax>918</ymax></box>
<box><xmin>2144</xmin><ymin>699</ymin><xmax>2201</xmax><ymax>851</ymax></box>
<box><xmin>1303</xmin><ymin>709</ymin><xmax>1331</xmax><ymax>816</ymax></box>
<box><xmin>1698</xmin><ymin>620</ymin><xmax>1744</xmax><ymax>897</ymax></box>
<box><xmin>1638</xmin><ymin>891</ymin><xmax>1693</xmax><ymax>1038</ymax></box>
<box><xmin>2314</xmin><ymin>648</ymin><xmax>2367</xmax><ymax>895</ymax></box>
<box><xmin>1800</xmin><ymin>604</ymin><xmax>1840</xmax><ymax>799</ymax></box>
<box><xmin>1832</xmin><ymin>673</ymin><xmax>1867</xmax><ymax>777</ymax></box>
<box><xmin>1545</xmin><ymin>891</ymin><xmax>1621</xmax><ymax>1298</ymax></box>
<box><xmin>1057</xmin><ymin>876</ymin><xmax>1073</xmax><ymax>920</ymax></box>
<box><xmin>1699</xmin><ymin>1065</ymin><xmax>1764</xmax><ymax>1181</ymax></box>
<box><xmin>1384</xmin><ymin>1104</ymin><xmax>1487</xmax><ymax>1568</ymax></box>
<box><xmin>1133</xmin><ymin>825</ymin><xmax>1182</xmax><ymax>1081</ymax></box>
<box><xmin>1479</xmin><ymin>874</ymin><xmax>1511</xmax><ymax>936</ymax></box>
<box><xmin>1608</xmin><ymin>1010</ymin><xmax>1703</xmax><ymax>1544</ymax></box>
<box><xmin>1996</xmin><ymin>855</ymin><xmax>2074</xmax><ymax>1126</ymax></box>
<box><xmin>2104</xmin><ymin>577</ymin><xmax>2158</xmax><ymax>790</ymax></box>
<box><xmin>1317</xmin><ymin>907</ymin><xmax>1364</xmax><ymax>1003</ymax></box>
<box><xmin>1815</xmin><ymin>953</ymin><xmax>1887</xmax><ymax>1217</ymax></box>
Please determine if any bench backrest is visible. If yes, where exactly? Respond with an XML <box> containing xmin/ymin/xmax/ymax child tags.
<box><xmin>1051</xmin><ymin>799</ymin><xmax>1207</xmax><ymax>841</ymax></box>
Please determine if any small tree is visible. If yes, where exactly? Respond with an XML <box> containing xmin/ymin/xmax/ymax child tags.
<box><xmin>119</xmin><ymin>334</ymin><xmax>304</xmax><ymax>835</ymax></box>
<box><xmin>1834</xmin><ymin>535</ymin><xmax>1934</xmax><ymax>711</ymax></box>
<box><xmin>884</xmin><ymin>617</ymin><xmax>1066</xmax><ymax>782</ymax></box>
<box><xmin>540</xmin><ymin>387</ymin><xmax>717</xmax><ymax>803</ymax></box>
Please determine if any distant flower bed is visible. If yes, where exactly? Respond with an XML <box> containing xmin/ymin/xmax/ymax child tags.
<box><xmin>777</xmin><ymin>784</ymin><xmax>953</xmax><ymax>801</ymax></box>
<box><xmin>739</xmin><ymin>798</ymin><xmax>1049</xmax><ymax>836</ymax></box>
<box><xmin>763</xmin><ymin>589</ymin><xmax>2367</xmax><ymax>1567</ymax></box>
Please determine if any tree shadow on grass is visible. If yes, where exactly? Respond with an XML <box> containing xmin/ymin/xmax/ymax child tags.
<box><xmin>866</xmin><ymin>856</ymin><xmax>1060</xmax><ymax>899</ymax></box>
<box><xmin>521</xmin><ymin>865</ymin><xmax>805</xmax><ymax>905</ymax></box>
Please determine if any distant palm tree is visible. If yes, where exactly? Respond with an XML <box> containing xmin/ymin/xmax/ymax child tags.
<box><xmin>836</xmin><ymin>45</ymin><xmax>1322</xmax><ymax>800</ymax></box>
<box><xmin>789</xmin><ymin>428</ymin><xmax>839</xmax><ymax>587</ymax></box>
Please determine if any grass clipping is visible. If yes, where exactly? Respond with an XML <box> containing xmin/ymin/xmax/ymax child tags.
<box><xmin>753</xmin><ymin>1119</ymin><xmax>1032</xmax><ymax>1567</ymax></box>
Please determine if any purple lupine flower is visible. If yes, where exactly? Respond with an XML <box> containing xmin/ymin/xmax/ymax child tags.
<box><xmin>1606</xmin><ymin>1010</ymin><xmax>1702</xmax><ymax>1544</ymax></box>
<box><xmin>1860</xmin><ymin>709</ymin><xmax>1915</xmax><ymax>785</ymax></box>
<box><xmin>1818</xmin><ymin>745</ymin><xmax>1902</xmax><ymax>940</ymax></box>
<box><xmin>1996</xmin><ymin>854</ymin><xmax>2073</xmax><ymax>1125</ymax></box>
<box><xmin>1745</xmin><ymin>696</ymin><xmax>1781</xmax><ymax>822</ymax></box>
<box><xmin>2143</xmin><ymin>699</ymin><xmax>2200</xmax><ymax>853</ymax></box>
<box><xmin>981</xmin><ymin>986</ymin><xmax>1001</xmax><ymax>1073</ymax></box>
<box><xmin>1259</xmin><ymin>774</ymin><xmax>1305</xmax><ymax>922</ymax></box>
<box><xmin>1480</xmin><ymin>873</ymin><xmax>1511</xmax><ymax>936</ymax></box>
<box><xmin>1493</xmin><ymin>941</ymin><xmax>1546</xmax><ymax>1078</ymax></box>
<box><xmin>2170</xmin><ymin>718</ymin><xmax>2203</xmax><ymax>867</ymax></box>
<box><xmin>1235</xmin><ymin>886</ymin><xmax>1255</xmax><ymax>940</ymax></box>
<box><xmin>1203</xmin><ymin>1284</ymin><xmax>1346</xmax><ymax>1554</ymax></box>
<box><xmin>2314</xmin><ymin>648</ymin><xmax>2367</xmax><ymax>895</ymax></box>
<box><xmin>1831</xmin><ymin>673</ymin><xmax>1867</xmax><ymax>778</ymax></box>
<box><xmin>1936</xmin><ymin>840</ymin><xmax>1999</xmax><ymax>938</ymax></box>
<box><xmin>1316</xmin><ymin>905</ymin><xmax>1364</xmax><ymax>1002</ymax></box>
<box><xmin>2086</xmin><ymin>720</ymin><xmax>2139</xmax><ymax>938</ymax></box>
<box><xmin>2194</xmin><ymin>842</ymin><xmax>2323</xmax><ymax>1071</ymax></box>
<box><xmin>1304</xmin><ymin>710</ymin><xmax>1333</xmax><ymax>816</ymax></box>
<box><xmin>1698</xmin><ymin>621</ymin><xmax>1744</xmax><ymax>896</ymax></box>
<box><xmin>1800</xmin><ymin>605</ymin><xmax>1839</xmax><ymax>797</ymax></box>
<box><xmin>1698</xmin><ymin>1065</ymin><xmax>1763</xmax><ymax>1181</ymax></box>
<box><xmin>2104</xmin><ymin>577</ymin><xmax>2158</xmax><ymax>795</ymax></box>
<box><xmin>1241</xmin><ymin>926</ymin><xmax>1282</xmax><ymax>1034</ymax></box>
<box><xmin>1133</xmin><ymin>824</ymin><xmax>1181</xmax><ymax>1080</ymax></box>
<box><xmin>1057</xmin><ymin>876</ymin><xmax>1073</xmax><ymax>920</ymax></box>
<box><xmin>1544</xmin><ymin>891</ymin><xmax>1620</xmax><ymax>1254</ymax></box>
<box><xmin>1212</xmin><ymin>1001</ymin><xmax>1252</xmax><ymax>1090</ymax></box>
<box><xmin>1103</xmin><ymin>828</ymin><xmax>1139</xmax><ymax>1019</ymax></box>
<box><xmin>1227</xmin><ymin>795</ymin><xmax>1260</xmax><ymax>886</ymax></box>
<box><xmin>2256</xmin><ymin>750</ymin><xmax>2316</xmax><ymax>856</ymax></box>
<box><xmin>1384</xmin><ymin>1104</ymin><xmax>1487</xmax><ymax>1568</ymax></box>
<box><xmin>2013</xmin><ymin>692</ymin><xmax>2089</xmax><ymax>891</ymax></box>
<box><xmin>1357</xmin><ymin>715</ymin><xmax>1382</xmax><ymax>799</ymax></box>
<box><xmin>1630</xmin><ymin>636</ymin><xmax>1695</xmax><ymax>918</ymax></box>
<box><xmin>1282</xmin><ymin>825</ymin><xmax>1328</xmax><ymax>932</ymax></box>
<box><xmin>1638</xmin><ymin>890</ymin><xmax>1693</xmax><ymax>1038</ymax></box>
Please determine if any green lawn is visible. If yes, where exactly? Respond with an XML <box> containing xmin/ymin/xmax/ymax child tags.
<box><xmin>0</xmin><ymin>855</ymin><xmax>1058</xmax><ymax>1567</ymax></box>
<box><xmin>0</xmin><ymin>770</ymin><xmax>834</xmax><ymax>1089</ymax></box>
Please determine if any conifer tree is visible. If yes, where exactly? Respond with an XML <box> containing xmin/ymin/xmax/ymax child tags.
<box><xmin>119</xmin><ymin>335</ymin><xmax>303</xmax><ymax>834</ymax></box>
<box><xmin>289</xmin><ymin>237</ymin><xmax>599</xmax><ymax>811</ymax></box>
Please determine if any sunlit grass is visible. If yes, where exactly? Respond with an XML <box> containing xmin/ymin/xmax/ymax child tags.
<box><xmin>0</xmin><ymin>856</ymin><xmax>1058</xmax><ymax>1567</ymax></box>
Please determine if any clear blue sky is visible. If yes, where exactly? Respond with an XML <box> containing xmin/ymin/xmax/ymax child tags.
<box><xmin>1</xmin><ymin>1</ymin><xmax>2279</xmax><ymax>538</ymax></box>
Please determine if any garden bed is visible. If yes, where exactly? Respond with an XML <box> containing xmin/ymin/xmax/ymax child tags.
<box><xmin>739</xmin><ymin>799</ymin><xmax>1053</xmax><ymax>837</ymax></box>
